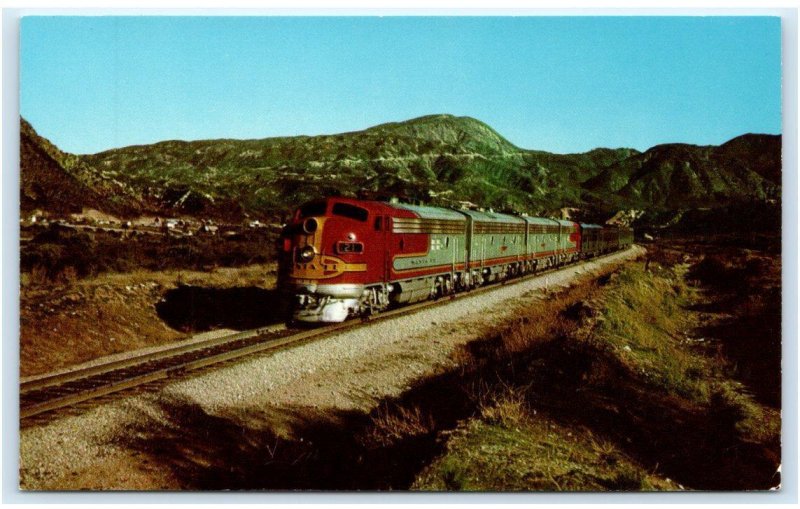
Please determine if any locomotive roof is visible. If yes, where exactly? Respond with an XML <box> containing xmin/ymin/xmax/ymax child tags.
<box><xmin>387</xmin><ymin>201</ymin><xmax>569</xmax><ymax>226</ymax></box>
<box><xmin>391</xmin><ymin>203</ymin><xmax>468</xmax><ymax>221</ymax></box>
<box><xmin>303</xmin><ymin>197</ymin><xmax>584</xmax><ymax>228</ymax></box>
<box><xmin>459</xmin><ymin>210</ymin><xmax>524</xmax><ymax>223</ymax></box>
<box><xmin>519</xmin><ymin>215</ymin><xmax>561</xmax><ymax>226</ymax></box>
<box><xmin>554</xmin><ymin>219</ymin><xmax>579</xmax><ymax>227</ymax></box>
<box><xmin>456</xmin><ymin>209</ymin><xmax>527</xmax><ymax>224</ymax></box>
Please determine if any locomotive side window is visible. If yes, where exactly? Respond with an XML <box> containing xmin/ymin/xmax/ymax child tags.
<box><xmin>299</xmin><ymin>201</ymin><xmax>327</xmax><ymax>218</ymax></box>
<box><xmin>332</xmin><ymin>203</ymin><xmax>368</xmax><ymax>222</ymax></box>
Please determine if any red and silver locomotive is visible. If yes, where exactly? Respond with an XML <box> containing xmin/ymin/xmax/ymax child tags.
<box><xmin>278</xmin><ymin>197</ymin><xmax>632</xmax><ymax>323</ymax></box>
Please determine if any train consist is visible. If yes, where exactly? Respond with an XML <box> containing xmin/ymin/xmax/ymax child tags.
<box><xmin>278</xmin><ymin>197</ymin><xmax>633</xmax><ymax>323</ymax></box>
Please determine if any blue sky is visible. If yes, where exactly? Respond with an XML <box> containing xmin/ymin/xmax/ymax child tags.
<box><xmin>20</xmin><ymin>16</ymin><xmax>781</xmax><ymax>155</ymax></box>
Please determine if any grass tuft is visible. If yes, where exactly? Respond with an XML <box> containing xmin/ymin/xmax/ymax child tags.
<box><xmin>478</xmin><ymin>387</ymin><xmax>529</xmax><ymax>428</ymax></box>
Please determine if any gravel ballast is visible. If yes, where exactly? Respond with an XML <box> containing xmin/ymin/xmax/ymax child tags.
<box><xmin>19</xmin><ymin>247</ymin><xmax>644</xmax><ymax>490</ymax></box>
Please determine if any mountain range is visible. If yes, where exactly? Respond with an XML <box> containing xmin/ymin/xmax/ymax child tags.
<box><xmin>20</xmin><ymin>114</ymin><xmax>781</xmax><ymax>221</ymax></box>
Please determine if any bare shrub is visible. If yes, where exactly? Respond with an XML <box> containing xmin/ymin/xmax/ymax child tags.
<box><xmin>449</xmin><ymin>344</ymin><xmax>479</xmax><ymax>372</ymax></box>
<box><xmin>367</xmin><ymin>404</ymin><xmax>435</xmax><ymax>447</ymax></box>
<box><xmin>56</xmin><ymin>265</ymin><xmax>78</xmax><ymax>284</ymax></box>
<box><xmin>22</xmin><ymin>265</ymin><xmax>51</xmax><ymax>287</ymax></box>
<box><xmin>497</xmin><ymin>273</ymin><xmax>604</xmax><ymax>356</ymax></box>
<box><xmin>21</xmin><ymin>224</ymin><xmax>277</xmax><ymax>282</ymax></box>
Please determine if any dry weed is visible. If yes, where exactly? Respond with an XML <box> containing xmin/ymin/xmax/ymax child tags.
<box><xmin>367</xmin><ymin>404</ymin><xmax>436</xmax><ymax>447</ymax></box>
<box><xmin>479</xmin><ymin>387</ymin><xmax>530</xmax><ymax>427</ymax></box>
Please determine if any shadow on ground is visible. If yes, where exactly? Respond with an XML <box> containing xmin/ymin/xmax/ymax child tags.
<box><xmin>117</xmin><ymin>326</ymin><xmax>779</xmax><ymax>491</ymax></box>
<box><xmin>695</xmin><ymin>305</ymin><xmax>781</xmax><ymax>409</ymax></box>
<box><xmin>156</xmin><ymin>286</ymin><xmax>290</xmax><ymax>332</ymax></box>
<box><xmin>687</xmin><ymin>253</ymin><xmax>781</xmax><ymax>409</ymax></box>
<box><xmin>118</xmin><ymin>395</ymin><xmax>442</xmax><ymax>490</ymax></box>
<box><xmin>505</xmin><ymin>336</ymin><xmax>781</xmax><ymax>490</ymax></box>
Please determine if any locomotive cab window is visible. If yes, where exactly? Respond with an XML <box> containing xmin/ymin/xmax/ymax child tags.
<box><xmin>332</xmin><ymin>203</ymin><xmax>368</xmax><ymax>222</ymax></box>
<box><xmin>299</xmin><ymin>201</ymin><xmax>327</xmax><ymax>218</ymax></box>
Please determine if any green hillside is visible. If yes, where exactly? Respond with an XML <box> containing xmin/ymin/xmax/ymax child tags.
<box><xmin>75</xmin><ymin>114</ymin><xmax>638</xmax><ymax>217</ymax></box>
<box><xmin>21</xmin><ymin>115</ymin><xmax>781</xmax><ymax>220</ymax></box>
<box><xmin>583</xmin><ymin>134</ymin><xmax>781</xmax><ymax>211</ymax></box>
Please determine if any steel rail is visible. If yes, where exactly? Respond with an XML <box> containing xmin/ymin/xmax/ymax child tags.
<box><xmin>20</xmin><ymin>323</ymin><xmax>288</xmax><ymax>394</ymax></box>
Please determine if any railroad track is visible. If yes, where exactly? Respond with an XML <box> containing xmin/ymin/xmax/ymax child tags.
<box><xmin>20</xmin><ymin>249</ymin><xmax>633</xmax><ymax>425</ymax></box>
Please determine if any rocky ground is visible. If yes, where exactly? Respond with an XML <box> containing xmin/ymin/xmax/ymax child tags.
<box><xmin>19</xmin><ymin>248</ymin><xmax>642</xmax><ymax>490</ymax></box>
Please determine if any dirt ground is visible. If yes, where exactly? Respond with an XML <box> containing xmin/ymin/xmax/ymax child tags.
<box><xmin>20</xmin><ymin>264</ymin><xmax>277</xmax><ymax>377</ymax></box>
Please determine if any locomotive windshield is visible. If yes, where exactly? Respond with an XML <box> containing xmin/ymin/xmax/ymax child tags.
<box><xmin>332</xmin><ymin>203</ymin><xmax>368</xmax><ymax>222</ymax></box>
<box><xmin>298</xmin><ymin>201</ymin><xmax>327</xmax><ymax>218</ymax></box>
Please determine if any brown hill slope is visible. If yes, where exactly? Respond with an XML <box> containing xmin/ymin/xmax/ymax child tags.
<box><xmin>20</xmin><ymin>118</ymin><xmax>144</xmax><ymax>217</ymax></box>
<box><xmin>20</xmin><ymin>119</ymin><xmax>103</xmax><ymax>214</ymax></box>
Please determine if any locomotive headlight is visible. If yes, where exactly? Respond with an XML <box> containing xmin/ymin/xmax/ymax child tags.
<box><xmin>303</xmin><ymin>218</ymin><xmax>318</xmax><ymax>234</ymax></box>
<box><xmin>298</xmin><ymin>245</ymin><xmax>316</xmax><ymax>263</ymax></box>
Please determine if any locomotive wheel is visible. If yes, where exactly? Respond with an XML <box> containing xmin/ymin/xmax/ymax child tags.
<box><xmin>433</xmin><ymin>281</ymin><xmax>443</xmax><ymax>300</ymax></box>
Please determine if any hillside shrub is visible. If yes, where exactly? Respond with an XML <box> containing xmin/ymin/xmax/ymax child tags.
<box><xmin>21</xmin><ymin>225</ymin><xmax>276</xmax><ymax>283</ymax></box>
